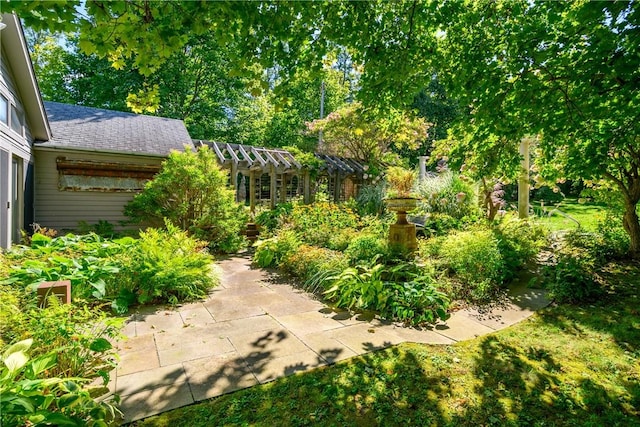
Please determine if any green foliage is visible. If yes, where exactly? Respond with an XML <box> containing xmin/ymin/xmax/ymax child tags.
<box><xmin>308</xmin><ymin>102</ymin><xmax>428</xmax><ymax>165</ymax></box>
<box><xmin>344</xmin><ymin>234</ymin><xmax>388</xmax><ymax>265</ymax></box>
<box><xmin>323</xmin><ymin>263</ymin><xmax>449</xmax><ymax>326</ymax></box>
<box><xmin>287</xmin><ymin>202</ymin><xmax>361</xmax><ymax>248</ymax></box>
<box><xmin>125</xmin><ymin>146</ymin><xmax>247</xmax><ymax>253</ymax></box>
<box><xmin>415</xmin><ymin>171</ymin><xmax>480</xmax><ymax>222</ymax></box>
<box><xmin>438</xmin><ymin>228</ymin><xmax>506</xmax><ymax>302</ymax></box>
<box><xmin>254</xmin><ymin>203</ymin><xmax>294</xmax><ymax>236</ymax></box>
<box><xmin>543</xmin><ymin>225</ymin><xmax>628</xmax><ymax>304</ymax></box>
<box><xmin>253</xmin><ymin>230</ymin><xmax>302</xmax><ymax>269</ymax></box>
<box><xmin>494</xmin><ymin>215</ymin><xmax>548</xmax><ymax>280</ymax></box>
<box><xmin>114</xmin><ymin>224</ymin><xmax>217</xmax><ymax>311</ymax></box>
<box><xmin>596</xmin><ymin>213</ymin><xmax>631</xmax><ymax>260</ymax></box>
<box><xmin>280</xmin><ymin>245</ymin><xmax>349</xmax><ymax>293</ymax></box>
<box><xmin>355</xmin><ymin>182</ymin><xmax>387</xmax><ymax>216</ymax></box>
<box><xmin>77</xmin><ymin>220</ymin><xmax>116</xmax><ymax>238</ymax></box>
<box><xmin>1</xmin><ymin>339</ymin><xmax>120</xmax><ymax>427</ymax></box>
<box><xmin>1</xmin><ymin>233</ymin><xmax>131</xmax><ymax>301</ymax></box>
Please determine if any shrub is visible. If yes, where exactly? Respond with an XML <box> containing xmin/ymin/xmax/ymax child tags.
<box><xmin>254</xmin><ymin>203</ymin><xmax>294</xmax><ymax>235</ymax></box>
<box><xmin>113</xmin><ymin>224</ymin><xmax>217</xmax><ymax>312</ymax></box>
<box><xmin>543</xmin><ymin>230</ymin><xmax>606</xmax><ymax>304</ymax></box>
<box><xmin>253</xmin><ymin>230</ymin><xmax>301</xmax><ymax>269</ymax></box>
<box><xmin>415</xmin><ymin>171</ymin><xmax>480</xmax><ymax>221</ymax></box>
<box><xmin>281</xmin><ymin>245</ymin><xmax>349</xmax><ymax>293</ymax></box>
<box><xmin>3</xmin><ymin>298</ymin><xmax>123</xmax><ymax>382</ymax></box>
<box><xmin>438</xmin><ymin>228</ymin><xmax>505</xmax><ymax>302</ymax></box>
<box><xmin>1</xmin><ymin>339</ymin><xmax>120</xmax><ymax>427</ymax></box>
<box><xmin>355</xmin><ymin>182</ymin><xmax>386</xmax><ymax>216</ymax></box>
<box><xmin>125</xmin><ymin>146</ymin><xmax>247</xmax><ymax>253</ymax></box>
<box><xmin>494</xmin><ymin>215</ymin><xmax>548</xmax><ymax>279</ymax></box>
<box><xmin>322</xmin><ymin>263</ymin><xmax>449</xmax><ymax>326</ymax></box>
<box><xmin>1</xmin><ymin>233</ymin><xmax>131</xmax><ymax>302</ymax></box>
<box><xmin>597</xmin><ymin>213</ymin><xmax>631</xmax><ymax>259</ymax></box>
<box><xmin>344</xmin><ymin>234</ymin><xmax>388</xmax><ymax>264</ymax></box>
<box><xmin>287</xmin><ymin>202</ymin><xmax>360</xmax><ymax>247</ymax></box>
<box><xmin>327</xmin><ymin>228</ymin><xmax>359</xmax><ymax>252</ymax></box>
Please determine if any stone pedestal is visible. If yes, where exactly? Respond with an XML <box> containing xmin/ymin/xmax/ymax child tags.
<box><xmin>386</xmin><ymin>198</ymin><xmax>418</xmax><ymax>254</ymax></box>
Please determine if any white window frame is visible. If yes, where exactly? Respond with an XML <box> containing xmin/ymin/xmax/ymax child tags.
<box><xmin>0</xmin><ymin>93</ymin><xmax>7</xmax><ymax>126</ymax></box>
<box><xmin>10</xmin><ymin>104</ymin><xmax>24</xmax><ymax>137</ymax></box>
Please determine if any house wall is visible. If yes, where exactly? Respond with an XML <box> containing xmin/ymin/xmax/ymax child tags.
<box><xmin>0</xmin><ymin>46</ymin><xmax>34</xmax><ymax>249</ymax></box>
<box><xmin>34</xmin><ymin>148</ymin><xmax>164</xmax><ymax>232</ymax></box>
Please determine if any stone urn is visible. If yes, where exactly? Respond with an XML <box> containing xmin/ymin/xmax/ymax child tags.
<box><xmin>386</xmin><ymin>197</ymin><xmax>418</xmax><ymax>253</ymax></box>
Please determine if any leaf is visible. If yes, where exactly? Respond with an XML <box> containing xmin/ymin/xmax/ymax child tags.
<box><xmin>4</xmin><ymin>394</ymin><xmax>36</xmax><ymax>413</ymax></box>
<box><xmin>33</xmin><ymin>412</ymin><xmax>80</xmax><ymax>426</ymax></box>
<box><xmin>89</xmin><ymin>338</ymin><xmax>112</xmax><ymax>353</ymax></box>
<box><xmin>2</xmin><ymin>339</ymin><xmax>33</xmax><ymax>360</ymax></box>
<box><xmin>90</xmin><ymin>278</ymin><xmax>107</xmax><ymax>299</ymax></box>
<box><xmin>78</xmin><ymin>38</ymin><xmax>97</xmax><ymax>56</ymax></box>
<box><xmin>27</xmin><ymin>353</ymin><xmax>57</xmax><ymax>377</ymax></box>
<box><xmin>3</xmin><ymin>351</ymin><xmax>29</xmax><ymax>376</ymax></box>
<box><xmin>58</xmin><ymin>393</ymin><xmax>81</xmax><ymax>409</ymax></box>
<box><xmin>29</xmin><ymin>233</ymin><xmax>52</xmax><ymax>248</ymax></box>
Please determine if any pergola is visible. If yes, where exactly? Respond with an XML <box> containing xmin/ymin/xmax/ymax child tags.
<box><xmin>195</xmin><ymin>140</ymin><xmax>369</xmax><ymax>212</ymax></box>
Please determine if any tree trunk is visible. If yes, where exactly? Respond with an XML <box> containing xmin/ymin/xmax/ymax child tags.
<box><xmin>622</xmin><ymin>197</ymin><xmax>640</xmax><ymax>258</ymax></box>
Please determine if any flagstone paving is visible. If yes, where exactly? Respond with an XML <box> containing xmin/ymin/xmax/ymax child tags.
<box><xmin>111</xmin><ymin>252</ymin><xmax>550</xmax><ymax>424</ymax></box>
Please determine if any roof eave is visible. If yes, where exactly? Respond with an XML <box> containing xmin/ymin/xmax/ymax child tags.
<box><xmin>1</xmin><ymin>13</ymin><xmax>52</xmax><ymax>141</ymax></box>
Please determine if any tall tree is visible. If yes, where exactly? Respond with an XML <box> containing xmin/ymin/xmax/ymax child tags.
<box><xmin>434</xmin><ymin>1</ymin><xmax>640</xmax><ymax>256</ymax></box>
<box><xmin>12</xmin><ymin>1</ymin><xmax>640</xmax><ymax>256</ymax></box>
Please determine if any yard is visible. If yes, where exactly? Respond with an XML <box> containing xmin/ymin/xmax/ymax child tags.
<box><xmin>135</xmin><ymin>261</ymin><xmax>640</xmax><ymax>427</ymax></box>
<box><xmin>3</xmin><ymin>2</ymin><xmax>640</xmax><ymax>426</ymax></box>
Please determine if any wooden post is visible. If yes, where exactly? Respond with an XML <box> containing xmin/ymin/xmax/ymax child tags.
<box><xmin>303</xmin><ymin>171</ymin><xmax>311</xmax><ymax>204</ymax></box>
<box><xmin>270</xmin><ymin>165</ymin><xmax>277</xmax><ymax>209</ymax></box>
<box><xmin>280</xmin><ymin>173</ymin><xmax>287</xmax><ymax>203</ymax></box>
<box><xmin>249</xmin><ymin>170</ymin><xmax>256</xmax><ymax>216</ymax></box>
<box><xmin>518</xmin><ymin>137</ymin><xmax>530</xmax><ymax>219</ymax></box>
<box><xmin>230</xmin><ymin>163</ymin><xmax>238</xmax><ymax>202</ymax></box>
<box><xmin>334</xmin><ymin>173</ymin><xmax>342</xmax><ymax>203</ymax></box>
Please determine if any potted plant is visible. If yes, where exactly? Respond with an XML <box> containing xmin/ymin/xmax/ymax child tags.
<box><xmin>385</xmin><ymin>166</ymin><xmax>418</xmax><ymax>211</ymax></box>
<box><xmin>384</xmin><ymin>166</ymin><xmax>419</xmax><ymax>254</ymax></box>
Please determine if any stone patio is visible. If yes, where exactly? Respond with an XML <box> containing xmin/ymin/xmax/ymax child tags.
<box><xmin>111</xmin><ymin>252</ymin><xmax>550</xmax><ymax>423</ymax></box>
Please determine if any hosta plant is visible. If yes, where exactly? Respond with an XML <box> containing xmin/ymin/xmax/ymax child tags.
<box><xmin>0</xmin><ymin>339</ymin><xmax>121</xmax><ymax>427</ymax></box>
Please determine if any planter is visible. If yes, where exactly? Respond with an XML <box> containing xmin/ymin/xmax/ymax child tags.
<box><xmin>385</xmin><ymin>197</ymin><xmax>418</xmax><ymax>253</ymax></box>
<box><xmin>385</xmin><ymin>197</ymin><xmax>418</xmax><ymax>213</ymax></box>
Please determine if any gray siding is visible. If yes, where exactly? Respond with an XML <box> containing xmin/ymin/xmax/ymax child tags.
<box><xmin>34</xmin><ymin>148</ymin><xmax>164</xmax><ymax>231</ymax></box>
<box><xmin>1</xmin><ymin>45</ymin><xmax>34</xmax><ymax>248</ymax></box>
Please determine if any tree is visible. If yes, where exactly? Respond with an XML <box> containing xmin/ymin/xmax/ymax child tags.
<box><xmin>434</xmin><ymin>1</ymin><xmax>640</xmax><ymax>256</ymax></box>
<box><xmin>308</xmin><ymin>102</ymin><xmax>429</xmax><ymax>167</ymax></box>
<box><xmin>12</xmin><ymin>1</ymin><xmax>640</xmax><ymax>256</ymax></box>
<box><xmin>124</xmin><ymin>146</ymin><xmax>247</xmax><ymax>253</ymax></box>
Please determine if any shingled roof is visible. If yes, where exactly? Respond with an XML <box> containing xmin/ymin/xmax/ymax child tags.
<box><xmin>36</xmin><ymin>101</ymin><xmax>194</xmax><ymax>156</ymax></box>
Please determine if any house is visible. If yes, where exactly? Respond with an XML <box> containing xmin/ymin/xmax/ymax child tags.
<box><xmin>0</xmin><ymin>13</ymin><xmax>194</xmax><ymax>248</ymax></box>
<box><xmin>34</xmin><ymin>101</ymin><xmax>193</xmax><ymax>231</ymax></box>
<box><xmin>0</xmin><ymin>13</ymin><xmax>51</xmax><ymax>249</ymax></box>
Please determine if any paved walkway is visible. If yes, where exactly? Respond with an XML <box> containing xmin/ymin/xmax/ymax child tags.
<box><xmin>111</xmin><ymin>252</ymin><xmax>549</xmax><ymax>423</ymax></box>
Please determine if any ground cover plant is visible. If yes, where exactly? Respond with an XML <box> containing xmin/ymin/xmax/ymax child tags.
<box><xmin>133</xmin><ymin>261</ymin><xmax>640</xmax><ymax>427</ymax></box>
<box><xmin>1</xmin><ymin>229</ymin><xmax>220</xmax><ymax>425</ymax></box>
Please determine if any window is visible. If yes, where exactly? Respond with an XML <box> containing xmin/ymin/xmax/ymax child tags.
<box><xmin>10</xmin><ymin>105</ymin><xmax>23</xmax><ymax>135</ymax></box>
<box><xmin>0</xmin><ymin>95</ymin><xmax>7</xmax><ymax>125</ymax></box>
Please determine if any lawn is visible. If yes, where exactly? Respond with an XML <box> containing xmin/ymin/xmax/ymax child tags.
<box><xmin>532</xmin><ymin>198</ymin><xmax>607</xmax><ymax>232</ymax></box>
<box><xmin>134</xmin><ymin>262</ymin><xmax>640</xmax><ymax>427</ymax></box>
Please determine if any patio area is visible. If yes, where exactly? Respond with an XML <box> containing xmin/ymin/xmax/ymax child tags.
<box><xmin>111</xmin><ymin>252</ymin><xmax>550</xmax><ymax>423</ymax></box>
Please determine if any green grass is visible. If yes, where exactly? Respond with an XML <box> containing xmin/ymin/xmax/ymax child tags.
<box><xmin>532</xmin><ymin>198</ymin><xmax>607</xmax><ymax>232</ymax></box>
<box><xmin>133</xmin><ymin>262</ymin><xmax>640</xmax><ymax>427</ymax></box>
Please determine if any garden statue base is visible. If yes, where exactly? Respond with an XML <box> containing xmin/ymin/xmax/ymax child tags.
<box><xmin>389</xmin><ymin>219</ymin><xmax>417</xmax><ymax>253</ymax></box>
<box><xmin>386</xmin><ymin>197</ymin><xmax>418</xmax><ymax>254</ymax></box>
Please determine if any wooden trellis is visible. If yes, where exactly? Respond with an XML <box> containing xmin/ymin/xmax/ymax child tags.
<box><xmin>195</xmin><ymin>140</ymin><xmax>370</xmax><ymax>212</ymax></box>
